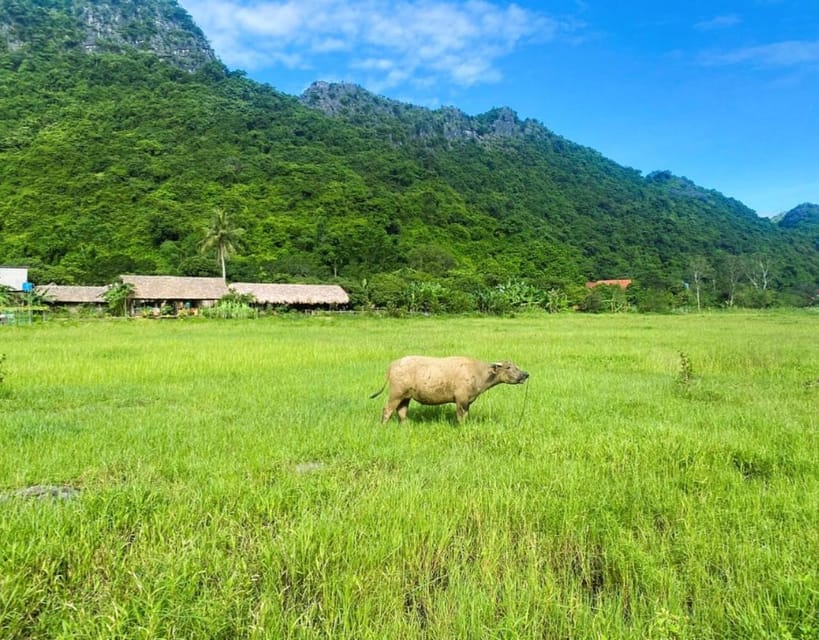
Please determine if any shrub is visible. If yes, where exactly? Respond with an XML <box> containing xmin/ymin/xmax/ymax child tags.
<box><xmin>202</xmin><ymin>297</ymin><xmax>258</xmax><ymax>319</ymax></box>
<box><xmin>545</xmin><ymin>288</ymin><xmax>568</xmax><ymax>313</ymax></box>
<box><xmin>103</xmin><ymin>281</ymin><xmax>134</xmax><ymax>317</ymax></box>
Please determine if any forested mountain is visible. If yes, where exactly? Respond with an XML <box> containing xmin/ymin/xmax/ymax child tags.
<box><xmin>1</xmin><ymin>0</ymin><xmax>816</xmax><ymax>310</ymax></box>
<box><xmin>773</xmin><ymin>204</ymin><xmax>819</xmax><ymax>243</ymax></box>
<box><xmin>0</xmin><ymin>0</ymin><xmax>214</xmax><ymax>70</ymax></box>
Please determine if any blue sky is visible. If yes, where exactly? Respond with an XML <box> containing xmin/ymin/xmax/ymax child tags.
<box><xmin>177</xmin><ymin>0</ymin><xmax>819</xmax><ymax>217</ymax></box>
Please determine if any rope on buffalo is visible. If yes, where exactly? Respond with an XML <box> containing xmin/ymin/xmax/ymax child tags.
<box><xmin>514</xmin><ymin>378</ymin><xmax>530</xmax><ymax>428</ymax></box>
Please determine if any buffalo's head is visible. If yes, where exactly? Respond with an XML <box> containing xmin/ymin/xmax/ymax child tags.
<box><xmin>491</xmin><ymin>361</ymin><xmax>529</xmax><ymax>384</ymax></box>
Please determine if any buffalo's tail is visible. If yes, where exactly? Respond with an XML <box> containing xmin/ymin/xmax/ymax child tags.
<box><xmin>369</xmin><ymin>378</ymin><xmax>387</xmax><ymax>399</ymax></box>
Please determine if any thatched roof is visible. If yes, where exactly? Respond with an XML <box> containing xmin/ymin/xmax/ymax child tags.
<box><xmin>121</xmin><ymin>275</ymin><xmax>229</xmax><ymax>300</ymax></box>
<box><xmin>230</xmin><ymin>283</ymin><xmax>350</xmax><ymax>305</ymax></box>
<box><xmin>37</xmin><ymin>284</ymin><xmax>109</xmax><ymax>303</ymax></box>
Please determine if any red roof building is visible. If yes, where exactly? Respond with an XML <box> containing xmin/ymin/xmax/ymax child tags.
<box><xmin>585</xmin><ymin>279</ymin><xmax>632</xmax><ymax>289</ymax></box>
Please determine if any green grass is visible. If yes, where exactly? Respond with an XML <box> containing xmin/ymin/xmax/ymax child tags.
<box><xmin>1</xmin><ymin>311</ymin><xmax>817</xmax><ymax>639</ymax></box>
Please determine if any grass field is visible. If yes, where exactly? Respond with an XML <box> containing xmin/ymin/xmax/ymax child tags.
<box><xmin>1</xmin><ymin>311</ymin><xmax>817</xmax><ymax>639</ymax></box>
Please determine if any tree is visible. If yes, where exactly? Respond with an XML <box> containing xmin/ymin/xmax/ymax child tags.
<box><xmin>744</xmin><ymin>253</ymin><xmax>772</xmax><ymax>291</ymax></box>
<box><xmin>200</xmin><ymin>208</ymin><xmax>245</xmax><ymax>281</ymax></box>
<box><xmin>717</xmin><ymin>253</ymin><xmax>743</xmax><ymax>307</ymax></box>
<box><xmin>689</xmin><ymin>256</ymin><xmax>712</xmax><ymax>312</ymax></box>
<box><xmin>103</xmin><ymin>281</ymin><xmax>135</xmax><ymax>317</ymax></box>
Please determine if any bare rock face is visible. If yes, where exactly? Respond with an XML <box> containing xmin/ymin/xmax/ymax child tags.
<box><xmin>299</xmin><ymin>81</ymin><xmax>547</xmax><ymax>147</ymax></box>
<box><xmin>0</xmin><ymin>0</ymin><xmax>218</xmax><ymax>73</ymax></box>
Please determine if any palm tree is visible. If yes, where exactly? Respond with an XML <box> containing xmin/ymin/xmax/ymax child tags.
<box><xmin>200</xmin><ymin>208</ymin><xmax>244</xmax><ymax>281</ymax></box>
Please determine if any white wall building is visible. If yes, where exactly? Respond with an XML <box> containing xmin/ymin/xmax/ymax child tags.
<box><xmin>0</xmin><ymin>266</ymin><xmax>28</xmax><ymax>291</ymax></box>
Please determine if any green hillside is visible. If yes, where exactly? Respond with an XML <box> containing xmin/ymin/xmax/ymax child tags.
<box><xmin>1</xmin><ymin>0</ymin><xmax>816</xmax><ymax>310</ymax></box>
<box><xmin>774</xmin><ymin>203</ymin><xmax>819</xmax><ymax>246</ymax></box>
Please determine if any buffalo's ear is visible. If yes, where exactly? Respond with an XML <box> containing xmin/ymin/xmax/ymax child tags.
<box><xmin>490</xmin><ymin>362</ymin><xmax>502</xmax><ymax>371</ymax></box>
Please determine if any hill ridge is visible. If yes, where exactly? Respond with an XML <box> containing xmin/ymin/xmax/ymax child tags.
<box><xmin>0</xmin><ymin>0</ymin><xmax>816</xmax><ymax>309</ymax></box>
<box><xmin>0</xmin><ymin>0</ymin><xmax>216</xmax><ymax>72</ymax></box>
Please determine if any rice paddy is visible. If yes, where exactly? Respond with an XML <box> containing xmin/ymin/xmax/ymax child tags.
<box><xmin>0</xmin><ymin>311</ymin><xmax>816</xmax><ymax>638</ymax></box>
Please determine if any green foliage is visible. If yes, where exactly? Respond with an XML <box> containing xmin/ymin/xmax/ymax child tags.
<box><xmin>199</xmin><ymin>207</ymin><xmax>244</xmax><ymax>280</ymax></box>
<box><xmin>201</xmin><ymin>292</ymin><xmax>258</xmax><ymax>319</ymax></box>
<box><xmin>0</xmin><ymin>286</ymin><xmax>13</xmax><ymax>307</ymax></box>
<box><xmin>0</xmin><ymin>1</ymin><xmax>816</xmax><ymax>310</ymax></box>
<box><xmin>677</xmin><ymin>352</ymin><xmax>693</xmax><ymax>386</ymax></box>
<box><xmin>473</xmin><ymin>279</ymin><xmax>546</xmax><ymax>315</ymax></box>
<box><xmin>545</xmin><ymin>287</ymin><xmax>568</xmax><ymax>313</ymax></box>
<box><xmin>102</xmin><ymin>281</ymin><xmax>134</xmax><ymax>317</ymax></box>
<box><xmin>219</xmin><ymin>290</ymin><xmax>255</xmax><ymax>306</ymax></box>
<box><xmin>405</xmin><ymin>280</ymin><xmax>447</xmax><ymax>313</ymax></box>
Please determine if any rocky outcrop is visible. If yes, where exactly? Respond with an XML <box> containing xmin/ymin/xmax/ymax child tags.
<box><xmin>0</xmin><ymin>0</ymin><xmax>217</xmax><ymax>72</ymax></box>
<box><xmin>299</xmin><ymin>80</ymin><xmax>550</xmax><ymax>146</ymax></box>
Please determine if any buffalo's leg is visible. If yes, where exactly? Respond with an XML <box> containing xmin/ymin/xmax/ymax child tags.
<box><xmin>396</xmin><ymin>399</ymin><xmax>410</xmax><ymax>424</ymax></box>
<box><xmin>381</xmin><ymin>402</ymin><xmax>396</xmax><ymax>424</ymax></box>
<box><xmin>455</xmin><ymin>401</ymin><xmax>470</xmax><ymax>423</ymax></box>
<box><xmin>382</xmin><ymin>396</ymin><xmax>407</xmax><ymax>425</ymax></box>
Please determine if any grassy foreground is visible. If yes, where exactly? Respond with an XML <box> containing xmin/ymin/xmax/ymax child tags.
<box><xmin>0</xmin><ymin>311</ymin><xmax>817</xmax><ymax>639</ymax></box>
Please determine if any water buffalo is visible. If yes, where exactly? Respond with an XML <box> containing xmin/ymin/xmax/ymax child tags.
<box><xmin>370</xmin><ymin>356</ymin><xmax>529</xmax><ymax>424</ymax></box>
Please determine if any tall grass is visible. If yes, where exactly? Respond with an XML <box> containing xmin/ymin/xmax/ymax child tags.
<box><xmin>0</xmin><ymin>311</ymin><xmax>816</xmax><ymax>638</ymax></box>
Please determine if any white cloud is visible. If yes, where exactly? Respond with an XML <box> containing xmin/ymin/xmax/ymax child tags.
<box><xmin>353</xmin><ymin>57</ymin><xmax>396</xmax><ymax>72</ymax></box>
<box><xmin>695</xmin><ymin>14</ymin><xmax>741</xmax><ymax>31</ymax></box>
<box><xmin>312</xmin><ymin>37</ymin><xmax>349</xmax><ymax>53</ymax></box>
<box><xmin>179</xmin><ymin>0</ymin><xmax>569</xmax><ymax>88</ymax></box>
<box><xmin>701</xmin><ymin>40</ymin><xmax>819</xmax><ymax>67</ymax></box>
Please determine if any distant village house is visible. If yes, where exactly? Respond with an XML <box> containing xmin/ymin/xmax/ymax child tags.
<box><xmin>5</xmin><ymin>272</ymin><xmax>351</xmax><ymax>317</ymax></box>
<box><xmin>230</xmin><ymin>283</ymin><xmax>350</xmax><ymax>310</ymax></box>
<box><xmin>121</xmin><ymin>275</ymin><xmax>229</xmax><ymax>316</ymax></box>
<box><xmin>36</xmin><ymin>284</ymin><xmax>110</xmax><ymax>313</ymax></box>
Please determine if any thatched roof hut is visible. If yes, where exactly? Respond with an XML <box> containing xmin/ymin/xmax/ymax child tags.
<box><xmin>121</xmin><ymin>275</ymin><xmax>229</xmax><ymax>302</ymax></box>
<box><xmin>37</xmin><ymin>284</ymin><xmax>109</xmax><ymax>304</ymax></box>
<box><xmin>230</xmin><ymin>283</ymin><xmax>349</xmax><ymax>307</ymax></box>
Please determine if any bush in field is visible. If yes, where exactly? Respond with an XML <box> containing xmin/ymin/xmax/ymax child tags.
<box><xmin>364</xmin><ymin>272</ymin><xmax>407</xmax><ymax>310</ymax></box>
<box><xmin>441</xmin><ymin>288</ymin><xmax>477</xmax><ymax>313</ymax></box>
<box><xmin>405</xmin><ymin>281</ymin><xmax>448</xmax><ymax>313</ymax></box>
<box><xmin>202</xmin><ymin>291</ymin><xmax>258</xmax><ymax>319</ymax></box>
<box><xmin>494</xmin><ymin>279</ymin><xmax>546</xmax><ymax>309</ymax></box>
<box><xmin>477</xmin><ymin>279</ymin><xmax>547</xmax><ymax>315</ymax></box>
<box><xmin>578</xmin><ymin>285</ymin><xmax>630</xmax><ymax>313</ymax></box>
<box><xmin>735</xmin><ymin>287</ymin><xmax>777</xmax><ymax>309</ymax></box>
<box><xmin>545</xmin><ymin>288</ymin><xmax>569</xmax><ymax>313</ymax></box>
<box><xmin>677</xmin><ymin>352</ymin><xmax>694</xmax><ymax>386</ymax></box>
<box><xmin>632</xmin><ymin>286</ymin><xmax>675</xmax><ymax>313</ymax></box>
<box><xmin>578</xmin><ymin>287</ymin><xmax>604</xmax><ymax>313</ymax></box>
<box><xmin>477</xmin><ymin>287</ymin><xmax>513</xmax><ymax>315</ymax></box>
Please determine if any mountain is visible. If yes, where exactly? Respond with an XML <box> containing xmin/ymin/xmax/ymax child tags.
<box><xmin>773</xmin><ymin>203</ymin><xmax>819</xmax><ymax>254</ymax></box>
<box><xmin>774</xmin><ymin>203</ymin><xmax>819</xmax><ymax>228</ymax></box>
<box><xmin>0</xmin><ymin>0</ymin><xmax>215</xmax><ymax>71</ymax></box>
<box><xmin>0</xmin><ymin>0</ymin><xmax>816</xmax><ymax>310</ymax></box>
